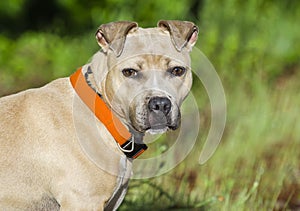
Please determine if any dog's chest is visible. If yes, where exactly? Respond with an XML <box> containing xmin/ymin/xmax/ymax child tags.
<box><xmin>104</xmin><ymin>156</ymin><xmax>132</xmax><ymax>211</ymax></box>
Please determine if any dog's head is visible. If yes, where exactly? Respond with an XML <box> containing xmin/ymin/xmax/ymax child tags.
<box><xmin>93</xmin><ymin>20</ymin><xmax>198</xmax><ymax>134</ymax></box>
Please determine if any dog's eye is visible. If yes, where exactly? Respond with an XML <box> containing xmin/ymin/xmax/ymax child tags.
<box><xmin>122</xmin><ymin>68</ymin><xmax>138</xmax><ymax>77</ymax></box>
<box><xmin>169</xmin><ymin>66</ymin><xmax>186</xmax><ymax>77</ymax></box>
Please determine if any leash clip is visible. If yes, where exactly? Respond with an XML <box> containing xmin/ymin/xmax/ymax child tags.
<box><xmin>118</xmin><ymin>137</ymin><xmax>135</xmax><ymax>153</ymax></box>
<box><xmin>118</xmin><ymin>136</ymin><xmax>148</xmax><ymax>159</ymax></box>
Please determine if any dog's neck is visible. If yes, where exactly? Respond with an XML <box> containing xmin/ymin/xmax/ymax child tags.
<box><xmin>83</xmin><ymin>65</ymin><xmax>145</xmax><ymax>145</ymax></box>
<box><xmin>70</xmin><ymin>67</ymin><xmax>147</xmax><ymax>159</ymax></box>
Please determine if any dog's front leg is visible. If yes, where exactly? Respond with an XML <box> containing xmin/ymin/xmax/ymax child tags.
<box><xmin>53</xmin><ymin>180</ymin><xmax>110</xmax><ymax>211</ymax></box>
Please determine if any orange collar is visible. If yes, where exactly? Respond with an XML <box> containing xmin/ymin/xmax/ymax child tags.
<box><xmin>70</xmin><ymin>67</ymin><xmax>147</xmax><ymax>159</ymax></box>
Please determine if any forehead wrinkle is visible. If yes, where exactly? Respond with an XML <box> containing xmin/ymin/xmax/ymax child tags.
<box><xmin>136</xmin><ymin>61</ymin><xmax>144</xmax><ymax>70</ymax></box>
<box><xmin>138</xmin><ymin>55</ymin><xmax>170</xmax><ymax>71</ymax></box>
<box><xmin>122</xmin><ymin>29</ymin><xmax>177</xmax><ymax>56</ymax></box>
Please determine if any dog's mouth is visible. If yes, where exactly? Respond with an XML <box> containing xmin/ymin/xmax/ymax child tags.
<box><xmin>145</xmin><ymin>110</ymin><xmax>179</xmax><ymax>134</ymax></box>
<box><xmin>145</xmin><ymin>124</ymin><xmax>179</xmax><ymax>135</ymax></box>
<box><xmin>137</xmin><ymin>121</ymin><xmax>179</xmax><ymax>135</ymax></box>
<box><xmin>129</xmin><ymin>96</ymin><xmax>181</xmax><ymax>135</ymax></box>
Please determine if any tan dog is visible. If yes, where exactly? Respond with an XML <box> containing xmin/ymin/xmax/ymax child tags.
<box><xmin>0</xmin><ymin>20</ymin><xmax>198</xmax><ymax>210</ymax></box>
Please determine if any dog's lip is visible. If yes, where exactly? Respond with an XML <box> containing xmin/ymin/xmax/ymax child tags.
<box><xmin>146</xmin><ymin>127</ymin><xmax>168</xmax><ymax>135</ymax></box>
<box><xmin>143</xmin><ymin>124</ymin><xmax>177</xmax><ymax>132</ymax></box>
<box><xmin>168</xmin><ymin>125</ymin><xmax>178</xmax><ymax>130</ymax></box>
<box><xmin>148</xmin><ymin>123</ymin><xmax>167</xmax><ymax>129</ymax></box>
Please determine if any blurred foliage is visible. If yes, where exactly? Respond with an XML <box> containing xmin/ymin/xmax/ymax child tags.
<box><xmin>199</xmin><ymin>0</ymin><xmax>300</xmax><ymax>84</ymax></box>
<box><xmin>0</xmin><ymin>0</ymin><xmax>198</xmax><ymax>36</ymax></box>
<box><xmin>0</xmin><ymin>0</ymin><xmax>300</xmax><ymax>210</ymax></box>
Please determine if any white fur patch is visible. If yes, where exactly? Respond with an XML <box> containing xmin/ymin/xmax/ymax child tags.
<box><xmin>147</xmin><ymin>127</ymin><xmax>168</xmax><ymax>135</ymax></box>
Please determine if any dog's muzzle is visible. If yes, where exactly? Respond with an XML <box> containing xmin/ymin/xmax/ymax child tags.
<box><xmin>147</xmin><ymin>96</ymin><xmax>171</xmax><ymax>129</ymax></box>
<box><xmin>129</xmin><ymin>94</ymin><xmax>180</xmax><ymax>134</ymax></box>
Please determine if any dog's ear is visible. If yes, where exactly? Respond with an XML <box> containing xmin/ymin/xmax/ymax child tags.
<box><xmin>95</xmin><ymin>21</ymin><xmax>138</xmax><ymax>57</ymax></box>
<box><xmin>158</xmin><ymin>20</ymin><xmax>198</xmax><ymax>52</ymax></box>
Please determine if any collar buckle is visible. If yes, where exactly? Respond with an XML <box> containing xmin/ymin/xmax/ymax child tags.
<box><xmin>119</xmin><ymin>137</ymin><xmax>148</xmax><ymax>159</ymax></box>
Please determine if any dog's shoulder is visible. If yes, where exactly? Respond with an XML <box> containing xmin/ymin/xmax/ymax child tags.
<box><xmin>0</xmin><ymin>77</ymin><xmax>73</xmax><ymax>130</ymax></box>
<box><xmin>1</xmin><ymin>77</ymin><xmax>71</xmax><ymax>105</ymax></box>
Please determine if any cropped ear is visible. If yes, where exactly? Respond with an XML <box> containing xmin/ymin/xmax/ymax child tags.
<box><xmin>158</xmin><ymin>20</ymin><xmax>198</xmax><ymax>52</ymax></box>
<box><xmin>95</xmin><ymin>21</ymin><xmax>138</xmax><ymax>57</ymax></box>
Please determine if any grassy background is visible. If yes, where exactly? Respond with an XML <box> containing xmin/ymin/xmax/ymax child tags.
<box><xmin>0</xmin><ymin>0</ymin><xmax>299</xmax><ymax>210</ymax></box>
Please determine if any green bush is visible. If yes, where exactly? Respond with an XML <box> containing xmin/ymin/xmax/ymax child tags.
<box><xmin>0</xmin><ymin>32</ymin><xmax>97</xmax><ymax>95</ymax></box>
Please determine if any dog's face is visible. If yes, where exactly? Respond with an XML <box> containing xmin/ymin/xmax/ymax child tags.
<box><xmin>105</xmin><ymin>54</ymin><xmax>191</xmax><ymax>134</ymax></box>
<box><xmin>95</xmin><ymin>21</ymin><xmax>198</xmax><ymax>134</ymax></box>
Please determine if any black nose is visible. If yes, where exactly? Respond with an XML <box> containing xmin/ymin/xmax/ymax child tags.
<box><xmin>148</xmin><ymin>97</ymin><xmax>171</xmax><ymax>115</ymax></box>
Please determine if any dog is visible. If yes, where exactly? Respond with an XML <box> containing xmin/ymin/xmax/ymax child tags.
<box><xmin>0</xmin><ymin>20</ymin><xmax>198</xmax><ymax>210</ymax></box>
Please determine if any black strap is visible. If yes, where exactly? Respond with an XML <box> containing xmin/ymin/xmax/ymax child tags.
<box><xmin>120</xmin><ymin>140</ymin><xmax>148</xmax><ymax>159</ymax></box>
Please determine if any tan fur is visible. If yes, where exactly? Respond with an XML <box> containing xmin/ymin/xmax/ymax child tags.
<box><xmin>0</xmin><ymin>21</ymin><xmax>197</xmax><ymax>210</ymax></box>
<box><xmin>0</xmin><ymin>79</ymin><xmax>124</xmax><ymax>210</ymax></box>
